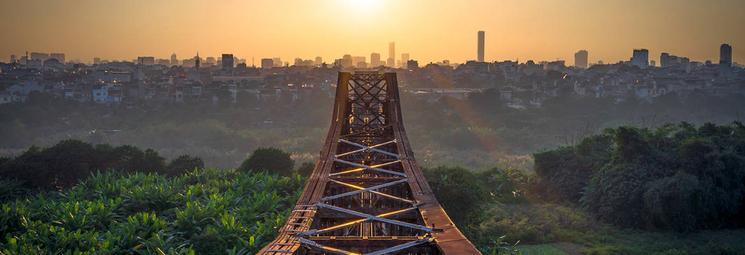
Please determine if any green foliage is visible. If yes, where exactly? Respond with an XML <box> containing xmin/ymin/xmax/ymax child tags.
<box><xmin>238</xmin><ymin>147</ymin><xmax>294</xmax><ymax>176</ymax></box>
<box><xmin>533</xmin><ymin>135</ymin><xmax>612</xmax><ymax>203</ymax></box>
<box><xmin>294</xmin><ymin>162</ymin><xmax>315</xmax><ymax>176</ymax></box>
<box><xmin>424</xmin><ymin>166</ymin><xmax>488</xmax><ymax>225</ymax></box>
<box><xmin>0</xmin><ymin>140</ymin><xmax>201</xmax><ymax>189</ymax></box>
<box><xmin>535</xmin><ymin>122</ymin><xmax>745</xmax><ymax>230</ymax></box>
<box><xmin>165</xmin><ymin>155</ymin><xmax>205</xmax><ymax>177</ymax></box>
<box><xmin>0</xmin><ymin>169</ymin><xmax>304</xmax><ymax>254</ymax></box>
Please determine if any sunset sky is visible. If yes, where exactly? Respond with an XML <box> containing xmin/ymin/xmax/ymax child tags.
<box><xmin>1</xmin><ymin>0</ymin><xmax>744</xmax><ymax>65</ymax></box>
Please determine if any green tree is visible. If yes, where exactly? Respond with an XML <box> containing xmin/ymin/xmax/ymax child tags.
<box><xmin>165</xmin><ymin>155</ymin><xmax>205</xmax><ymax>176</ymax></box>
<box><xmin>424</xmin><ymin>166</ymin><xmax>487</xmax><ymax>225</ymax></box>
<box><xmin>238</xmin><ymin>147</ymin><xmax>294</xmax><ymax>175</ymax></box>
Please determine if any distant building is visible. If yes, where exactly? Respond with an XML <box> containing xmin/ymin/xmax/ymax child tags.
<box><xmin>10</xmin><ymin>55</ymin><xmax>16</xmax><ymax>63</ymax></box>
<box><xmin>401</xmin><ymin>53</ymin><xmax>409</xmax><ymax>68</ymax></box>
<box><xmin>630</xmin><ymin>49</ymin><xmax>649</xmax><ymax>69</ymax></box>
<box><xmin>352</xmin><ymin>56</ymin><xmax>366</xmax><ymax>68</ymax></box>
<box><xmin>720</xmin><ymin>43</ymin><xmax>732</xmax><ymax>67</ymax></box>
<box><xmin>137</xmin><ymin>56</ymin><xmax>155</xmax><ymax>65</ymax></box>
<box><xmin>314</xmin><ymin>56</ymin><xmax>323</xmax><ymax>66</ymax></box>
<box><xmin>170</xmin><ymin>53</ymin><xmax>178</xmax><ymax>66</ymax></box>
<box><xmin>574</xmin><ymin>50</ymin><xmax>588</xmax><ymax>69</ymax></box>
<box><xmin>387</xmin><ymin>42</ymin><xmax>395</xmax><ymax>67</ymax></box>
<box><xmin>221</xmin><ymin>54</ymin><xmax>234</xmax><ymax>70</ymax></box>
<box><xmin>477</xmin><ymin>31</ymin><xmax>485</xmax><ymax>62</ymax></box>
<box><xmin>261</xmin><ymin>58</ymin><xmax>273</xmax><ymax>69</ymax></box>
<box><xmin>660</xmin><ymin>52</ymin><xmax>690</xmax><ymax>68</ymax></box>
<box><xmin>342</xmin><ymin>54</ymin><xmax>354</xmax><ymax>68</ymax></box>
<box><xmin>30</xmin><ymin>52</ymin><xmax>48</xmax><ymax>61</ymax></box>
<box><xmin>370</xmin><ymin>53</ymin><xmax>381</xmax><ymax>67</ymax></box>
<box><xmin>50</xmin><ymin>53</ymin><xmax>65</xmax><ymax>63</ymax></box>
<box><xmin>406</xmin><ymin>59</ymin><xmax>419</xmax><ymax>70</ymax></box>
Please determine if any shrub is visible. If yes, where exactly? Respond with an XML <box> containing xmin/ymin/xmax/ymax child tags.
<box><xmin>166</xmin><ymin>155</ymin><xmax>205</xmax><ymax>176</ymax></box>
<box><xmin>238</xmin><ymin>147</ymin><xmax>294</xmax><ymax>176</ymax></box>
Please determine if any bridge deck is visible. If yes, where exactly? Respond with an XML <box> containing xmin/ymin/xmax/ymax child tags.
<box><xmin>258</xmin><ymin>71</ymin><xmax>480</xmax><ymax>255</ymax></box>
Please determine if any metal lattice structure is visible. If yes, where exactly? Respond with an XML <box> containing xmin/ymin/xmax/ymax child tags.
<box><xmin>258</xmin><ymin>71</ymin><xmax>481</xmax><ymax>255</ymax></box>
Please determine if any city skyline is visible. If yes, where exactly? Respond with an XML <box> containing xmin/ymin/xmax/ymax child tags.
<box><xmin>1</xmin><ymin>0</ymin><xmax>744</xmax><ymax>64</ymax></box>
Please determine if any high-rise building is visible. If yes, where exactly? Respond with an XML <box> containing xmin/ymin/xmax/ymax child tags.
<box><xmin>272</xmin><ymin>58</ymin><xmax>282</xmax><ymax>67</ymax></box>
<box><xmin>477</xmin><ymin>31</ymin><xmax>485</xmax><ymax>62</ymax></box>
<box><xmin>170</xmin><ymin>53</ymin><xmax>178</xmax><ymax>66</ymax></box>
<box><xmin>630</xmin><ymin>49</ymin><xmax>649</xmax><ymax>69</ymax></box>
<box><xmin>400</xmin><ymin>53</ymin><xmax>409</xmax><ymax>68</ymax></box>
<box><xmin>50</xmin><ymin>53</ymin><xmax>65</xmax><ymax>63</ymax></box>
<box><xmin>574</xmin><ymin>50</ymin><xmax>588</xmax><ymax>69</ymax></box>
<box><xmin>387</xmin><ymin>42</ymin><xmax>395</xmax><ymax>67</ymax></box>
<box><xmin>314</xmin><ymin>56</ymin><xmax>323</xmax><ymax>66</ymax></box>
<box><xmin>261</xmin><ymin>58</ymin><xmax>273</xmax><ymax>69</ymax></box>
<box><xmin>93</xmin><ymin>57</ymin><xmax>101</xmax><ymax>65</ymax></box>
<box><xmin>221</xmin><ymin>54</ymin><xmax>234</xmax><ymax>70</ymax></box>
<box><xmin>194</xmin><ymin>53</ymin><xmax>201</xmax><ymax>70</ymax></box>
<box><xmin>342</xmin><ymin>54</ymin><xmax>354</xmax><ymax>68</ymax></box>
<box><xmin>352</xmin><ymin>56</ymin><xmax>366</xmax><ymax>68</ymax></box>
<box><xmin>720</xmin><ymin>43</ymin><xmax>732</xmax><ymax>67</ymax></box>
<box><xmin>10</xmin><ymin>55</ymin><xmax>16</xmax><ymax>63</ymax></box>
<box><xmin>370</xmin><ymin>53</ymin><xmax>381</xmax><ymax>67</ymax></box>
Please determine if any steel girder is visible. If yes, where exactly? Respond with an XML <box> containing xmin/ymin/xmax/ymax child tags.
<box><xmin>258</xmin><ymin>71</ymin><xmax>481</xmax><ymax>255</ymax></box>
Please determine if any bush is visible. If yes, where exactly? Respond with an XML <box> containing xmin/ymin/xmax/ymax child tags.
<box><xmin>295</xmin><ymin>161</ymin><xmax>315</xmax><ymax>176</ymax></box>
<box><xmin>238</xmin><ymin>147</ymin><xmax>294</xmax><ymax>176</ymax></box>
<box><xmin>165</xmin><ymin>155</ymin><xmax>205</xmax><ymax>176</ymax></box>
<box><xmin>536</xmin><ymin>122</ymin><xmax>745</xmax><ymax>231</ymax></box>
<box><xmin>424</xmin><ymin>166</ymin><xmax>487</xmax><ymax>225</ymax></box>
<box><xmin>0</xmin><ymin>140</ymin><xmax>196</xmax><ymax>189</ymax></box>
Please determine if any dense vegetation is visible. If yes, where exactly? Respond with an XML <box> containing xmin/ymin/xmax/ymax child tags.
<box><xmin>3</xmin><ymin>122</ymin><xmax>745</xmax><ymax>254</ymax></box>
<box><xmin>2</xmin><ymin>89</ymin><xmax>744</xmax><ymax>170</ymax></box>
<box><xmin>0</xmin><ymin>140</ymin><xmax>203</xmax><ymax>189</ymax></box>
<box><xmin>0</xmin><ymin>169</ymin><xmax>304</xmax><ymax>255</ymax></box>
<box><xmin>534</xmin><ymin>122</ymin><xmax>745</xmax><ymax>231</ymax></box>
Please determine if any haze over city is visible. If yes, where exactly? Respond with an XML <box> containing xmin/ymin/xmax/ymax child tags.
<box><xmin>2</xmin><ymin>0</ymin><xmax>744</xmax><ymax>64</ymax></box>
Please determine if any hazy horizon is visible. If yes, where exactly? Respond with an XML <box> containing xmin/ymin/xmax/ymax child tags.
<box><xmin>1</xmin><ymin>0</ymin><xmax>744</xmax><ymax>64</ymax></box>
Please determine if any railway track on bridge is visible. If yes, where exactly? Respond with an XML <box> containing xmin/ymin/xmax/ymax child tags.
<box><xmin>258</xmin><ymin>71</ymin><xmax>481</xmax><ymax>255</ymax></box>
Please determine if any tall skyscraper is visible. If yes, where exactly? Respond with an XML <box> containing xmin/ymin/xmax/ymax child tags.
<box><xmin>477</xmin><ymin>31</ymin><xmax>485</xmax><ymax>62</ymax></box>
<box><xmin>194</xmin><ymin>53</ymin><xmax>200</xmax><ymax>70</ymax></box>
<box><xmin>630</xmin><ymin>49</ymin><xmax>649</xmax><ymax>69</ymax></box>
<box><xmin>370</xmin><ymin>53</ymin><xmax>381</xmax><ymax>67</ymax></box>
<box><xmin>387</xmin><ymin>42</ymin><xmax>395</xmax><ymax>67</ymax></box>
<box><xmin>720</xmin><ymin>43</ymin><xmax>732</xmax><ymax>67</ymax></box>
<box><xmin>170</xmin><ymin>53</ymin><xmax>178</xmax><ymax>66</ymax></box>
<box><xmin>221</xmin><ymin>54</ymin><xmax>234</xmax><ymax>70</ymax></box>
<box><xmin>574</xmin><ymin>50</ymin><xmax>588</xmax><ymax>69</ymax></box>
<box><xmin>400</xmin><ymin>53</ymin><xmax>409</xmax><ymax>68</ymax></box>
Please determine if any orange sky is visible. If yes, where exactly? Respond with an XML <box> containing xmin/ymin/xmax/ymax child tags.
<box><xmin>1</xmin><ymin>0</ymin><xmax>744</xmax><ymax>65</ymax></box>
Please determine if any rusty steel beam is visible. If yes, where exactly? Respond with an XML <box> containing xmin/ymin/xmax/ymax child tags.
<box><xmin>258</xmin><ymin>71</ymin><xmax>481</xmax><ymax>255</ymax></box>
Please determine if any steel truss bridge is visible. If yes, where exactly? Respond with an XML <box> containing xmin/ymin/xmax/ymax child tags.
<box><xmin>259</xmin><ymin>71</ymin><xmax>481</xmax><ymax>255</ymax></box>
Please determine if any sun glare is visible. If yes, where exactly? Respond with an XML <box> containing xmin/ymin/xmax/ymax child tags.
<box><xmin>341</xmin><ymin>0</ymin><xmax>382</xmax><ymax>14</ymax></box>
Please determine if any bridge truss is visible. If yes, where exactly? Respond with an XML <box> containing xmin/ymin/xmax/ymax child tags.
<box><xmin>258</xmin><ymin>71</ymin><xmax>481</xmax><ymax>255</ymax></box>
